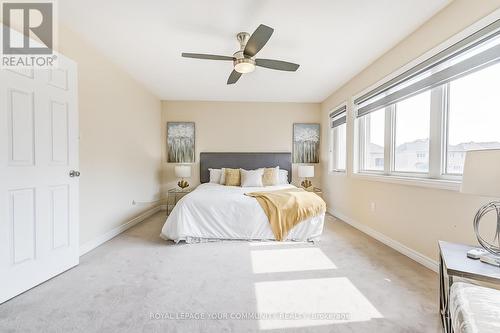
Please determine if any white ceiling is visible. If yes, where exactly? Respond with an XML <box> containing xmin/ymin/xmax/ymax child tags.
<box><xmin>60</xmin><ymin>0</ymin><xmax>450</xmax><ymax>102</ymax></box>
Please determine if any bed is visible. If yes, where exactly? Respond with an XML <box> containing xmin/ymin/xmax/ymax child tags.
<box><xmin>160</xmin><ymin>152</ymin><xmax>325</xmax><ymax>243</ymax></box>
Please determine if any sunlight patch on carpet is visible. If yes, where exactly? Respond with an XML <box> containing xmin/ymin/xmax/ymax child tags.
<box><xmin>254</xmin><ymin>277</ymin><xmax>382</xmax><ymax>330</ymax></box>
<box><xmin>251</xmin><ymin>248</ymin><xmax>336</xmax><ymax>274</ymax></box>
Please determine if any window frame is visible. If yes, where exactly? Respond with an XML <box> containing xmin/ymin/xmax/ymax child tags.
<box><xmin>351</xmin><ymin>10</ymin><xmax>500</xmax><ymax>189</ymax></box>
<box><xmin>357</xmin><ymin>107</ymin><xmax>387</xmax><ymax>174</ymax></box>
<box><xmin>391</xmin><ymin>92</ymin><xmax>431</xmax><ymax>175</ymax></box>
<box><xmin>441</xmin><ymin>67</ymin><xmax>500</xmax><ymax>178</ymax></box>
<box><xmin>329</xmin><ymin>104</ymin><xmax>347</xmax><ymax>174</ymax></box>
<box><xmin>355</xmin><ymin>84</ymin><xmax>468</xmax><ymax>183</ymax></box>
<box><xmin>440</xmin><ymin>83</ymin><xmax>462</xmax><ymax>181</ymax></box>
<box><xmin>330</xmin><ymin>123</ymin><xmax>347</xmax><ymax>173</ymax></box>
<box><xmin>389</xmin><ymin>91</ymin><xmax>432</xmax><ymax>178</ymax></box>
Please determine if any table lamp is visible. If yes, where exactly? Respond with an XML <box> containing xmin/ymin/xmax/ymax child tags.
<box><xmin>298</xmin><ymin>165</ymin><xmax>314</xmax><ymax>189</ymax></box>
<box><xmin>461</xmin><ymin>149</ymin><xmax>500</xmax><ymax>256</ymax></box>
<box><xmin>175</xmin><ymin>165</ymin><xmax>191</xmax><ymax>189</ymax></box>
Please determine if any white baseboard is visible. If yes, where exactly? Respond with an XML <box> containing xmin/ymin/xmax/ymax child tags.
<box><xmin>327</xmin><ymin>208</ymin><xmax>438</xmax><ymax>272</ymax></box>
<box><xmin>79</xmin><ymin>205</ymin><xmax>164</xmax><ymax>256</ymax></box>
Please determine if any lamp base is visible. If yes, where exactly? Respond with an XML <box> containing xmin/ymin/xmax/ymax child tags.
<box><xmin>474</xmin><ymin>201</ymin><xmax>500</xmax><ymax>256</ymax></box>
<box><xmin>301</xmin><ymin>179</ymin><xmax>312</xmax><ymax>189</ymax></box>
<box><xmin>177</xmin><ymin>179</ymin><xmax>189</xmax><ymax>189</ymax></box>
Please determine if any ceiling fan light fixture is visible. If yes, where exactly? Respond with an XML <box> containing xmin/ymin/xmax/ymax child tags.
<box><xmin>234</xmin><ymin>58</ymin><xmax>255</xmax><ymax>74</ymax></box>
<box><xmin>182</xmin><ymin>24</ymin><xmax>299</xmax><ymax>84</ymax></box>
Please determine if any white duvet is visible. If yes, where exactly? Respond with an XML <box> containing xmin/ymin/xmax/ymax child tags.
<box><xmin>161</xmin><ymin>183</ymin><xmax>325</xmax><ymax>243</ymax></box>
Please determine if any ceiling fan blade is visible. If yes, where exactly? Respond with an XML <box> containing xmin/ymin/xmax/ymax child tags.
<box><xmin>182</xmin><ymin>53</ymin><xmax>234</xmax><ymax>61</ymax></box>
<box><xmin>227</xmin><ymin>70</ymin><xmax>242</xmax><ymax>85</ymax></box>
<box><xmin>255</xmin><ymin>59</ymin><xmax>300</xmax><ymax>71</ymax></box>
<box><xmin>243</xmin><ymin>24</ymin><xmax>274</xmax><ymax>57</ymax></box>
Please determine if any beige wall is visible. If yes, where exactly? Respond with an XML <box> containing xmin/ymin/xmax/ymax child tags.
<box><xmin>161</xmin><ymin>101</ymin><xmax>321</xmax><ymax>192</ymax></box>
<box><xmin>320</xmin><ymin>0</ymin><xmax>500</xmax><ymax>263</ymax></box>
<box><xmin>59</xmin><ymin>26</ymin><xmax>162</xmax><ymax>246</ymax></box>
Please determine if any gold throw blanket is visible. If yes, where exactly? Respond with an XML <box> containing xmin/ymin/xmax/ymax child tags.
<box><xmin>245</xmin><ymin>188</ymin><xmax>326</xmax><ymax>241</ymax></box>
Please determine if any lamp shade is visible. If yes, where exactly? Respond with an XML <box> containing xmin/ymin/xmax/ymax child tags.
<box><xmin>174</xmin><ymin>165</ymin><xmax>191</xmax><ymax>178</ymax></box>
<box><xmin>461</xmin><ymin>149</ymin><xmax>500</xmax><ymax>197</ymax></box>
<box><xmin>298</xmin><ymin>165</ymin><xmax>314</xmax><ymax>178</ymax></box>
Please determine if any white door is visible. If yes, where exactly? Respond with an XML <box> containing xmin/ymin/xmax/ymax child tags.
<box><xmin>0</xmin><ymin>55</ymin><xmax>79</xmax><ymax>304</ymax></box>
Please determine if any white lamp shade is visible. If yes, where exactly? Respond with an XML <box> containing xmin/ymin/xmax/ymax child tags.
<box><xmin>461</xmin><ymin>149</ymin><xmax>500</xmax><ymax>197</ymax></box>
<box><xmin>174</xmin><ymin>165</ymin><xmax>191</xmax><ymax>178</ymax></box>
<box><xmin>298</xmin><ymin>165</ymin><xmax>314</xmax><ymax>178</ymax></box>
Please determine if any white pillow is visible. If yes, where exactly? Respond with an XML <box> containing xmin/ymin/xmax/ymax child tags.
<box><xmin>208</xmin><ymin>168</ymin><xmax>222</xmax><ymax>183</ymax></box>
<box><xmin>240</xmin><ymin>168</ymin><xmax>264</xmax><ymax>187</ymax></box>
<box><xmin>220</xmin><ymin>168</ymin><xmax>226</xmax><ymax>184</ymax></box>
<box><xmin>279</xmin><ymin>169</ymin><xmax>289</xmax><ymax>184</ymax></box>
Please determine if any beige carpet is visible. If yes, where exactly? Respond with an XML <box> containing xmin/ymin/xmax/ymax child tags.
<box><xmin>0</xmin><ymin>212</ymin><xmax>440</xmax><ymax>332</ymax></box>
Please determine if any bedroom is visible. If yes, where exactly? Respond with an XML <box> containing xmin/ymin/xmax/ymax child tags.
<box><xmin>1</xmin><ymin>0</ymin><xmax>500</xmax><ymax>332</ymax></box>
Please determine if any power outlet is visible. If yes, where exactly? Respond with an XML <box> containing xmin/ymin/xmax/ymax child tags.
<box><xmin>370</xmin><ymin>202</ymin><xmax>376</xmax><ymax>212</ymax></box>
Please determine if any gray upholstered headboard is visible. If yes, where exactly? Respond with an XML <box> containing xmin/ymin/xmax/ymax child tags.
<box><xmin>200</xmin><ymin>152</ymin><xmax>292</xmax><ymax>183</ymax></box>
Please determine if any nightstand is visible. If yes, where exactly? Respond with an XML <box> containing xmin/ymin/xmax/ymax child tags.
<box><xmin>306</xmin><ymin>187</ymin><xmax>323</xmax><ymax>199</ymax></box>
<box><xmin>166</xmin><ymin>187</ymin><xmax>193</xmax><ymax>215</ymax></box>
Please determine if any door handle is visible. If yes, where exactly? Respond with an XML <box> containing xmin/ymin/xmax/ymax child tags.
<box><xmin>69</xmin><ymin>170</ymin><xmax>81</xmax><ymax>177</ymax></box>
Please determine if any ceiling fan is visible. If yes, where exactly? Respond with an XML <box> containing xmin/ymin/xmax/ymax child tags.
<box><xmin>182</xmin><ymin>24</ymin><xmax>300</xmax><ymax>85</ymax></box>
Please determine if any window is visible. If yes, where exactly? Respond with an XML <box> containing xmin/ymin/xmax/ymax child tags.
<box><xmin>354</xmin><ymin>18</ymin><xmax>500</xmax><ymax>180</ymax></box>
<box><xmin>329</xmin><ymin>105</ymin><xmax>347</xmax><ymax>172</ymax></box>
<box><xmin>360</xmin><ymin>108</ymin><xmax>385</xmax><ymax>171</ymax></box>
<box><xmin>446</xmin><ymin>62</ymin><xmax>500</xmax><ymax>174</ymax></box>
<box><xmin>333</xmin><ymin>122</ymin><xmax>347</xmax><ymax>170</ymax></box>
<box><xmin>394</xmin><ymin>91</ymin><xmax>431</xmax><ymax>173</ymax></box>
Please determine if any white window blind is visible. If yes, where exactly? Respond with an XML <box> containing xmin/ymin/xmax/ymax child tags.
<box><xmin>329</xmin><ymin>105</ymin><xmax>347</xmax><ymax>128</ymax></box>
<box><xmin>329</xmin><ymin>104</ymin><xmax>347</xmax><ymax>172</ymax></box>
<box><xmin>355</xmin><ymin>19</ymin><xmax>500</xmax><ymax>118</ymax></box>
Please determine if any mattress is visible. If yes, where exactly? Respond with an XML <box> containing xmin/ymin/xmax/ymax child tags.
<box><xmin>160</xmin><ymin>183</ymin><xmax>325</xmax><ymax>243</ymax></box>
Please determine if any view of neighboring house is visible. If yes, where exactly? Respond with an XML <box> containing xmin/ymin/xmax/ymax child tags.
<box><xmin>446</xmin><ymin>141</ymin><xmax>500</xmax><ymax>173</ymax></box>
<box><xmin>366</xmin><ymin>143</ymin><xmax>384</xmax><ymax>170</ymax></box>
<box><xmin>366</xmin><ymin>139</ymin><xmax>500</xmax><ymax>173</ymax></box>
<box><xmin>395</xmin><ymin>139</ymin><xmax>430</xmax><ymax>172</ymax></box>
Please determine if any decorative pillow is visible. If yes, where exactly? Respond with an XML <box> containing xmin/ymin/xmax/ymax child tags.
<box><xmin>208</xmin><ymin>168</ymin><xmax>222</xmax><ymax>184</ymax></box>
<box><xmin>279</xmin><ymin>169</ymin><xmax>289</xmax><ymax>184</ymax></box>
<box><xmin>240</xmin><ymin>168</ymin><xmax>264</xmax><ymax>187</ymax></box>
<box><xmin>224</xmin><ymin>168</ymin><xmax>241</xmax><ymax>186</ymax></box>
<box><xmin>262</xmin><ymin>166</ymin><xmax>279</xmax><ymax>186</ymax></box>
<box><xmin>220</xmin><ymin>168</ymin><xmax>226</xmax><ymax>184</ymax></box>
